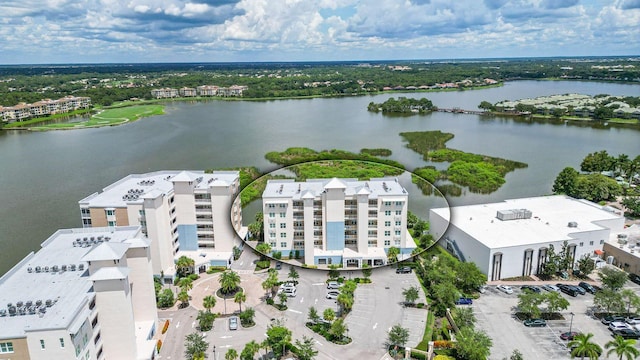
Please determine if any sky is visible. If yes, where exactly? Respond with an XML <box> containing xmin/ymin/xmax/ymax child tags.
<box><xmin>0</xmin><ymin>0</ymin><xmax>639</xmax><ymax>64</ymax></box>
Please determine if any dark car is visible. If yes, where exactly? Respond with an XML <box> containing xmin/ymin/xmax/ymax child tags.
<box><xmin>275</xmin><ymin>261</ymin><xmax>282</xmax><ymax>270</ymax></box>
<box><xmin>521</xmin><ymin>285</ymin><xmax>541</xmax><ymax>293</ymax></box>
<box><xmin>612</xmin><ymin>328</ymin><xmax>640</xmax><ymax>339</ymax></box>
<box><xmin>557</xmin><ymin>283</ymin><xmax>578</xmax><ymax>297</ymax></box>
<box><xmin>577</xmin><ymin>282</ymin><xmax>596</xmax><ymax>294</ymax></box>
<box><xmin>601</xmin><ymin>315</ymin><xmax>626</xmax><ymax>325</ymax></box>
<box><xmin>524</xmin><ymin>318</ymin><xmax>547</xmax><ymax>327</ymax></box>
<box><xmin>629</xmin><ymin>273</ymin><xmax>640</xmax><ymax>285</ymax></box>
<box><xmin>396</xmin><ymin>267</ymin><xmax>412</xmax><ymax>274</ymax></box>
<box><xmin>455</xmin><ymin>297</ymin><xmax>473</xmax><ymax>305</ymax></box>
<box><xmin>560</xmin><ymin>331</ymin><xmax>580</xmax><ymax>340</ymax></box>
<box><xmin>569</xmin><ymin>285</ymin><xmax>586</xmax><ymax>295</ymax></box>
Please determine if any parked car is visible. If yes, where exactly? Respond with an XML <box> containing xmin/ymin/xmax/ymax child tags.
<box><xmin>478</xmin><ymin>285</ymin><xmax>487</xmax><ymax>294</ymax></box>
<box><xmin>229</xmin><ymin>316</ymin><xmax>239</xmax><ymax>330</ymax></box>
<box><xmin>327</xmin><ymin>281</ymin><xmax>340</xmax><ymax>289</ymax></box>
<box><xmin>524</xmin><ymin>318</ymin><xmax>547</xmax><ymax>327</ymax></box>
<box><xmin>629</xmin><ymin>273</ymin><xmax>640</xmax><ymax>285</ymax></box>
<box><xmin>560</xmin><ymin>331</ymin><xmax>580</xmax><ymax>340</ymax></box>
<box><xmin>521</xmin><ymin>285</ymin><xmax>541</xmax><ymax>293</ymax></box>
<box><xmin>455</xmin><ymin>297</ymin><xmax>473</xmax><ymax>305</ymax></box>
<box><xmin>396</xmin><ymin>266</ymin><xmax>412</xmax><ymax>274</ymax></box>
<box><xmin>570</xmin><ymin>285</ymin><xmax>586</xmax><ymax>295</ymax></box>
<box><xmin>578</xmin><ymin>282</ymin><xmax>597</xmax><ymax>294</ymax></box>
<box><xmin>625</xmin><ymin>316</ymin><xmax>640</xmax><ymax>325</ymax></box>
<box><xmin>326</xmin><ymin>291</ymin><xmax>340</xmax><ymax>299</ymax></box>
<box><xmin>279</xmin><ymin>283</ymin><xmax>296</xmax><ymax>291</ymax></box>
<box><xmin>275</xmin><ymin>261</ymin><xmax>282</xmax><ymax>270</ymax></box>
<box><xmin>609</xmin><ymin>321</ymin><xmax>632</xmax><ymax>332</ymax></box>
<box><xmin>612</xmin><ymin>328</ymin><xmax>640</xmax><ymax>339</ymax></box>
<box><xmin>557</xmin><ymin>283</ymin><xmax>578</xmax><ymax>297</ymax></box>
<box><xmin>282</xmin><ymin>287</ymin><xmax>297</xmax><ymax>297</ymax></box>
<box><xmin>541</xmin><ymin>284</ymin><xmax>560</xmax><ymax>292</ymax></box>
<box><xmin>497</xmin><ymin>285</ymin><xmax>513</xmax><ymax>294</ymax></box>
<box><xmin>601</xmin><ymin>315</ymin><xmax>626</xmax><ymax>325</ymax></box>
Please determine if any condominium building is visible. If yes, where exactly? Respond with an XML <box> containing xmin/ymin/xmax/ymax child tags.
<box><xmin>262</xmin><ymin>178</ymin><xmax>416</xmax><ymax>268</ymax></box>
<box><xmin>78</xmin><ymin>171</ymin><xmax>245</xmax><ymax>280</ymax></box>
<box><xmin>429</xmin><ymin>195</ymin><xmax>625</xmax><ymax>281</ymax></box>
<box><xmin>0</xmin><ymin>96</ymin><xmax>92</xmax><ymax>123</ymax></box>
<box><xmin>0</xmin><ymin>226</ymin><xmax>158</xmax><ymax>360</ymax></box>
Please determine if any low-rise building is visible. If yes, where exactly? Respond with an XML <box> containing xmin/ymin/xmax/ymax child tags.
<box><xmin>603</xmin><ymin>224</ymin><xmax>640</xmax><ymax>275</ymax></box>
<box><xmin>0</xmin><ymin>226</ymin><xmax>158</xmax><ymax>360</ymax></box>
<box><xmin>429</xmin><ymin>195</ymin><xmax>624</xmax><ymax>281</ymax></box>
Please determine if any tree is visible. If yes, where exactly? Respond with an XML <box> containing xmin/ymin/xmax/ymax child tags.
<box><xmin>219</xmin><ymin>270</ymin><xmax>241</xmax><ymax>295</ymax></box>
<box><xmin>574</xmin><ymin>173</ymin><xmax>622</xmax><ymax>202</ymax></box>
<box><xmin>329</xmin><ymin>318</ymin><xmax>348</xmax><ymax>341</ymax></box>
<box><xmin>234</xmin><ymin>291</ymin><xmax>247</xmax><ymax>313</ymax></box>
<box><xmin>225</xmin><ymin>348</ymin><xmax>239</xmax><ymax>360</ymax></box>
<box><xmin>239</xmin><ymin>307</ymin><xmax>255</xmax><ymax>327</ymax></box>
<box><xmin>621</xmin><ymin>289</ymin><xmax>640</xmax><ymax>315</ymax></box>
<box><xmin>455</xmin><ymin>261</ymin><xmax>486</xmax><ymax>294</ymax></box>
<box><xmin>558</xmin><ymin>240</ymin><xmax>573</xmax><ymax>272</ymax></box>
<box><xmin>196</xmin><ymin>310</ymin><xmax>216</xmax><ymax>331</ymax></box>
<box><xmin>278</xmin><ymin>291</ymin><xmax>288</xmax><ymax>309</ymax></box>
<box><xmin>387</xmin><ymin>324</ymin><xmax>410</xmax><ymax>348</ymax></box>
<box><xmin>544</xmin><ymin>291</ymin><xmax>570</xmax><ymax>314</ymax></box>
<box><xmin>176</xmin><ymin>256</ymin><xmax>195</xmax><ymax>277</ymax></box>
<box><xmin>308</xmin><ymin>306</ymin><xmax>320</xmax><ymax>324</ymax></box>
<box><xmin>431</xmin><ymin>282</ymin><xmax>459</xmax><ymax>316</ymax></box>
<box><xmin>540</xmin><ymin>244</ymin><xmax>560</xmax><ymax>278</ymax></box>
<box><xmin>509</xmin><ymin>349</ymin><xmax>524</xmax><ymax>360</ymax></box>
<box><xmin>568</xmin><ymin>333</ymin><xmax>602</xmax><ymax>360</ymax></box>
<box><xmin>576</xmin><ymin>254</ymin><xmax>596</xmax><ymax>278</ymax></box>
<box><xmin>327</xmin><ymin>264</ymin><xmax>340</xmax><ymax>280</ymax></box>
<box><xmin>295</xmin><ymin>336</ymin><xmax>318</xmax><ymax>360</ymax></box>
<box><xmin>203</xmin><ymin>295</ymin><xmax>216</xmax><ymax>313</ymax></box>
<box><xmin>240</xmin><ymin>340</ymin><xmax>260</xmax><ymax>360</ymax></box>
<box><xmin>262</xmin><ymin>269</ymin><xmax>279</xmax><ymax>297</ymax></box>
<box><xmin>178</xmin><ymin>290</ymin><xmax>190</xmax><ymax>308</ymax></box>
<box><xmin>599</xmin><ymin>267</ymin><xmax>628</xmax><ymax>291</ymax></box>
<box><xmin>336</xmin><ymin>292</ymin><xmax>354</xmax><ymax>314</ymax></box>
<box><xmin>453</xmin><ymin>307</ymin><xmax>476</xmax><ymax>329</ymax></box>
<box><xmin>362</xmin><ymin>264</ymin><xmax>372</xmax><ymax>281</ymax></box>
<box><xmin>478</xmin><ymin>101</ymin><xmax>496</xmax><ymax>111</ymax></box>
<box><xmin>266</xmin><ymin>321</ymin><xmax>292</xmax><ymax>358</ymax></box>
<box><xmin>387</xmin><ymin>246</ymin><xmax>400</xmax><ymax>263</ymax></box>
<box><xmin>581</xmin><ymin>150</ymin><xmax>615</xmax><ymax>173</ymax></box>
<box><xmin>517</xmin><ymin>290</ymin><xmax>544</xmax><ymax>319</ymax></box>
<box><xmin>288</xmin><ymin>266</ymin><xmax>299</xmax><ymax>284</ymax></box>
<box><xmin>622</xmin><ymin>196</ymin><xmax>640</xmax><ymax>217</ymax></box>
<box><xmin>402</xmin><ymin>286</ymin><xmax>420</xmax><ymax>306</ymax></box>
<box><xmin>157</xmin><ymin>288</ymin><xmax>175</xmax><ymax>308</ymax></box>
<box><xmin>184</xmin><ymin>332</ymin><xmax>209</xmax><ymax>360</ymax></box>
<box><xmin>594</xmin><ymin>106</ymin><xmax>614</xmax><ymax>120</ymax></box>
<box><xmin>323</xmin><ymin>308</ymin><xmax>335</xmax><ymax>322</ymax></box>
<box><xmin>455</xmin><ymin>327</ymin><xmax>493</xmax><ymax>360</ymax></box>
<box><xmin>594</xmin><ymin>288</ymin><xmax>625</xmax><ymax>314</ymax></box>
<box><xmin>179</xmin><ymin>277</ymin><xmax>194</xmax><ymax>293</ymax></box>
<box><xmin>255</xmin><ymin>242</ymin><xmax>272</xmax><ymax>260</ymax></box>
<box><xmin>553</xmin><ymin>167</ymin><xmax>580</xmax><ymax>195</ymax></box>
<box><xmin>605</xmin><ymin>335</ymin><xmax>639</xmax><ymax>360</ymax></box>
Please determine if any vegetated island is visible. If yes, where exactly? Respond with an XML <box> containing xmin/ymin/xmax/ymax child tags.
<box><xmin>401</xmin><ymin>131</ymin><xmax>528</xmax><ymax>195</ymax></box>
<box><xmin>367</xmin><ymin>97</ymin><xmax>436</xmax><ymax>114</ymax></box>
<box><xmin>477</xmin><ymin>94</ymin><xmax>640</xmax><ymax>127</ymax></box>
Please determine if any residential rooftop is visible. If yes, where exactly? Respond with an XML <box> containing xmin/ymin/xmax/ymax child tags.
<box><xmin>262</xmin><ymin>177</ymin><xmax>408</xmax><ymax>200</ymax></box>
<box><xmin>431</xmin><ymin>195</ymin><xmax>623</xmax><ymax>249</ymax></box>
<box><xmin>0</xmin><ymin>226</ymin><xmax>143</xmax><ymax>339</ymax></box>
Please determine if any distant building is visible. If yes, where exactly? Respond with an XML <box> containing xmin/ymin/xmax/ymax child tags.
<box><xmin>429</xmin><ymin>195</ymin><xmax>624</xmax><ymax>281</ymax></box>
<box><xmin>262</xmin><ymin>178</ymin><xmax>415</xmax><ymax>268</ymax></box>
<box><xmin>0</xmin><ymin>226</ymin><xmax>158</xmax><ymax>360</ymax></box>
<box><xmin>0</xmin><ymin>96</ymin><xmax>91</xmax><ymax>123</ymax></box>
<box><xmin>151</xmin><ymin>85</ymin><xmax>248</xmax><ymax>99</ymax></box>
<box><xmin>150</xmin><ymin>88</ymin><xmax>178</xmax><ymax>99</ymax></box>
<box><xmin>79</xmin><ymin>171</ymin><xmax>245</xmax><ymax>281</ymax></box>
<box><xmin>178</xmin><ymin>87</ymin><xmax>197</xmax><ymax>97</ymax></box>
<box><xmin>603</xmin><ymin>224</ymin><xmax>640</xmax><ymax>275</ymax></box>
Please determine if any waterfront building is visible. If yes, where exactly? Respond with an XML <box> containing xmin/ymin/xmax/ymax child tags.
<box><xmin>603</xmin><ymin>224</ymin><xmax>640</xmax><ymax>275</ymax></box>
<box><xmin>429</xmin><ymin>195</ymin><xmax>625</xmax><ymax>281</ymax></box>
<box><xmin>0</xmin><ymin>226</ymin><xmax>158</xmax><ymax>360</ymax></box>
<box><xmin>0</xmin><ymin>96</ymin><xmax>92</xmax><ymax>124</ymax></box>
<box><xmin>79</xmin><ymin>171</ymin><xmax>245</xmax><ymax>281</ymax></box>
<box><xmin>262</xmin><ymin>178</ymin><xmax>415</xmax><ymax>268</ymax></box>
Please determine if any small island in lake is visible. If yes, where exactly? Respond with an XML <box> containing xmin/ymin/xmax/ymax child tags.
<box><xmin>368</xmin><ymin>97</ymin><xmax>436</xmax><ymax>114</ymax></box>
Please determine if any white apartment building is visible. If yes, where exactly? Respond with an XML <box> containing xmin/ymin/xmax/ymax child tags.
<box><xmin>0</xmin><ymin>226</ymin><xmax>158</xmax><ymax>360</ymax></box>
<box><xmin>262</xmin><ymin>178</ymin><xmax>416</xmax><ymax>268</ymax></box>
<box><xmin>429</xmin><ymin>195</ymin><xmax>625</xmax><ymax>281</ymax></box>
<box><xmin>78</xmin><ymin>171</ymin><xmax>245</xmax><ymax>281</ymax></box>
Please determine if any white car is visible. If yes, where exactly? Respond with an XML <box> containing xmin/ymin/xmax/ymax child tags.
<box><xmin>609</xmin><ymin>321</ymin><xmax>632</xmax><ymax>332</ymax></box>
<box><xmin>326</xmin><ymin>291</ymin><xmax>340</xmax><ymax>299</ymax></box>
<box><xmin>279</xmin><ymin>283</ymin><xmax>296</xmax><ymax>291</ymax></box>
<box><xmin>497</xmin><ymin>285</ymin><xmax>513</xmax><ymax>294</ymax></box>
<box><xmin>327</xmin><ymin>281</ymin><xmax>340</xmax><ymax>289</ymax></box>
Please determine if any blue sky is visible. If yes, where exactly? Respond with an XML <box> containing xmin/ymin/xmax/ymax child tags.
<box><xmin>0</xmin><ymin>0</ymin><xmax>638</xmax><ymax>64</ymax></box>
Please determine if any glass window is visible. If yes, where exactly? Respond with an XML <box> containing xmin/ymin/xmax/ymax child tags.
<box><xmin>579</xmin><ymin>242</ymin><xmax>583</xmax><ymax>247</ymax></box>
<box><xmin>279</xmin><ymin>204</ymin><xmax>286</xmax><ymax>208</ymax></box>
<box><xmin>269</xmin><ymin>212</ymin><xmax>275</xmax><ymax>218</ymax></box>
<box><xmin>395</xmin><ymin>221</ymin><xmax>401</xmax><ymax>226</ymax></box>
<box><xmin>270</xmin><ymin>242</ymin><xmax>276</xmax><ymax>248</ymax></box>
<box><xmin>280</xmin><ymin>223</ymin><xmax>286</xmax><ymax>228</ymax></box>
<box><xmin>600</xmin><ymin>240</ymin><xmax>604</xmax><ymax>244</ymax></box>
<box><xmin>280</xmin><ymin>233</ymin><xmax>286</xmax><ymax>238</ymax></box>
<box><xmin>384</xmin><ymin>221</ymin><xmax>391</xmax><ymax>227</ymax></box>
<box><xmin>384</xmin><ymin>210</ymin><xmax>391</xmax><ymax>216</ymax></box>
<box><xmin>589</xmin><ymin>241</ymin><xmax>594</xmax><ymax>246</ymax></box>
<box><xmin>269</xmin><ymin>233</ymin><xmax>275</xmax><ymax>239</ymax></box>
<box><xmin>279</xmin><ymin>212</ymin><xmax>286</xmax><ymax>218</ymax></box>
<box><xmin>0</xmin><ymin>342</ymin><xmax>14</xmax><ymax>353</ymax></box>
<box><xmin>384</xmin><ymin>201</ymin><xmax>391</xmax><ymax>206</ymax></box>
<box><xmin>59</xmin><ymin>338</ymin><xmax>65</xmax><ymax>348</ymax></box>
<box><xmin>269</xmin><ymin>223</ymin><xmax>275</xmax><ymax>228</ymax></box>
<box><xmin>106</xmin><ymin>209</ymin><xmax>115</xmax><ymax>216</ymax></box>
<box><xmin>107</xmin><ymin>221</ymin><xmax>116</xmax><ymax>227</ymax></box>
<box><xmin>280</xmin><ymin>242</ymin><xmax>287</xmax><ymax>248</ymax></box>
<box><xmin>395</xmin><ymin>210</ymin><xmax>402</xmax><ymax>215</ymax></box>
<box><xmin>395</xmin><ymin>230</ymin><xmax>401</xmax><ymax>235</ymax></box>
<box><xmin>395</xmin><ymin>201</ymin><xmax>403</xmax><ymax>206</ymax></box>
<box><xmin>384</xmin><ymin>231</ymin><xmax>391</xmax><ymax>236</ymax></box>
<box><xmin>268</xmin><ymin>204</ymin><xmax>275</xmax><ymax>208</ymax></box>
<box><xmin>40</xmin><ymin>339</ymin><xmax>45</xmax><ymax>349</ymax></box>
<box><xmin>384</xmin><ymin>240</ymin><xmax>390</xmax><ymax>246</ymax></box>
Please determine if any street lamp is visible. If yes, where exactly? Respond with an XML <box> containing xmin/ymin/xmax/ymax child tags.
<box><xmin>569</xmin><ymin>312</ymin><xmax>575</xmax><ymax>333</ymax></box>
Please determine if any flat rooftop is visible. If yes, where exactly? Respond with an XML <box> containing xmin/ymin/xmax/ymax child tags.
<box><xmin>432</xmin><ymin>195</ymin><xmax>623</xmax><ymax>249</ymax></box>
<box><xmin>263</xmin><ymin>177</ymin><xmax>408</xmax><ymax>200</ymax></box>
<box><xmin>79</xmin><ymin>170</ymin><xmax>239</xmax><ymax>208</ymax></box>
<box><xmin>605</xmin><ymin>224</ymin><xmax>640</xmax><ymax>259</ymax></box>
<box><xmin>0</xmin><ymin>226</ymin><xmax>142</xmax><ymax>339</ymax></box>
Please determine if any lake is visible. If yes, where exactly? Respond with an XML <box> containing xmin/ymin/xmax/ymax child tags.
<box><xmin>0</xmin><ymin>80</ymin><xmax>638</xmax><ymax>275</ymax></box>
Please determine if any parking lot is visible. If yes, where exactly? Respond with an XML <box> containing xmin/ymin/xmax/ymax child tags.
<box><xmin>473</xmin><ymin>282</ymin><xmax>640</xmax><ymax>360</ymax></box>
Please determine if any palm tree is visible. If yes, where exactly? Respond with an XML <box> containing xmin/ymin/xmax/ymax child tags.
<box><xmin>203</xmin><ymin>295</ymin><xmax>216</xmax><ymax>313</ymax></box>
<box><xmin>255</xmin><ymin>242</ymin><xmax>272</xmax><ymax>261</ymax></box>
<box><xmin>288</xmin><ymin>266</ymin><xmax>299</xmax><ymax>284</ymax></box>
<box><xmin>225</xmin><ymin>348</ymin><xmax>238</xmax><ymax>360</ymax></box>
<box><xmin>184</xmin><ymin>332</ymin><xmax>209</xmax><ymax>360</ymax></box>
<box><xmin>605</xmin><ymin>335</ymin><xmax>640</xmax><ymax>360</ymax></box>
<box><xmin>242</xmin><ymin>340</ymin><xmax>260</xmax><ymax>360</ymax></box>
<box><xmin>234</xmin><ymin>291</ymin><xmax>247</xmax><ymax>313</ymax></box>
<box><xmin>387</xmin><ymin>246</ymin><xmax>400</xmax><ymax>263</ymax></box>
<box><xmin>177</xmin><ymin>290</ymin><xmax>190</xmax><ymax>308</ymax></box>
<box><xmin>219</xmin><ymin>270</ymin><xmax>241</xmax><ymax>295</ymax></box>
<box><xmin>178</xmin><ymin>277</ymin><xmax>193</xmax><ymax>293</ymax></box>
<box><xmin>568</xmin><ymin>333</ymin><xmax>603</xmax><ymax>360</ymax></box>
<box><xmin>176</xmin><ymin>256</ymin><xmax>195</xmax><ymax>277</ymax></box>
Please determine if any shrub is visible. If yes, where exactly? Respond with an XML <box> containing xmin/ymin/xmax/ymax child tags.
<box><xmin>433</xmin><ymin>340</ymin><xmax>454</xmax><ymax>349</ymax></box>
<box><xmin>206</xmin><ymin>266</ymin><xmax>226</xmax><ymax>274</ymax></box>
<box><xmin>266</xmin><ymin>298</ymin><xmax>275</xmax><ymax>305</ymax></box>
<box><xmin>157</xmin><ymin>339</ymin><xmax>162</xmax><ymax>353</ymax></box>
<box><xmin>255</xmin><ymin>260</ymin><xmax>271</xmax><ymax>270</ymax></box>
<box><xmin>416</xmin><ymin>303</ymin><xmax>425</xmax><ymax>309</ymax></box>
<box><xmin>161</xmin><ymin>320</ymin><xmax>170</xmax><ymax>334</ymax></box>
<box><xmin>188</xmin><ymin>273</ymin><xmax>200</xmax><ymax>281</ymax></box>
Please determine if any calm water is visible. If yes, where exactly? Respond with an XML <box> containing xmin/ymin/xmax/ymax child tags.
<box><xmin>0</xmin><ymin>80</ymin><xmax>638</xmax><ymax>275</ymax></box>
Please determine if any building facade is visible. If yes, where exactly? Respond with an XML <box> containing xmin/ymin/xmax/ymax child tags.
<box><xmin>262</xmin><ymin>178</ymin><xmax>415</xmax><ymax>268</ymax></box>
<box><xmin>0</xmin><ymin>227</ymin><xmax>158</xmax><ymax>360</ymax></box>
<box><xmin>429</xmin><ymin>195</ymin><xmax>625</xmax><ymax>281</ymax></box>
<box><xmin>603</xmin><ymin>224</ymin><xmax>640</xmax><ymax>275</ymax></box>
<box><xmin>78</xmin><ymin>171</ymin><xmax>245</xmax><ymax>280</ymax></box>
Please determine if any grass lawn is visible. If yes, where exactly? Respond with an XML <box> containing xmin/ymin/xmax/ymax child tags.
<box><xmin>27</xmin><ymin>105</ymin><xmax>164</xmax><ymax>130</ymax></box>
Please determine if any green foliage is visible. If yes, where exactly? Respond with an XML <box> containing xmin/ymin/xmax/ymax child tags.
<box><xmin>225</xmin><ymin>348</ymin><xmax>238</xmax><ymax>360</ymax></box>
<box><xmin>176</xmin><ymin>256</ymin><xmax>195</xmax><ymax>278</ymax></box>
<box><xmin>239</xmin><ymin>307</ymin><xmax>255</xmax><ymax>327</ymax></box>
<box><xmin>553</xmin><ymin>167</ymin><xmax>580</xmax><ymax>195</ymax></box>
<box><xmin>234</xmin><ymin>291</ymin><xmax>247</xmax><ymax>312</ymax></box>
<box><xmin>478</xmin><ymin>101</ymin><xmax>496</xmax><ymax>111</ymax></box>
<box><xmin>605</xmin><ymin>335</ymin><xmax>640</xmax><ymax>360</ymax></box>
<box><xmin>368</xmin><ymin>97</ymin><xmax>436</xmax><ymax>114</ymax></box>
<box><xmin>454</xmin><ymin>327</ymin><xmax>492</xmax><ymax>360</ymax></box>
<box><xmin>293</xmin><ymin>336</ymin><xmax>318</xmax><ymax>360</ymax></box>
<box><xmin>622</xmin><ymin>196</ymin><xmax>640</xmax><ymax>217</ymax></box>
<box><xmin>576</xmin><ymin>254</ymin><xmax>596</xmax><ymax>277</ymax></box>
<box><xmin>184</xmin><ymin>332</ymin><xmax>209</xmax><ymax>360</ymax></box>
<box><xmin>413</xmin><ymin>166</ymin><xmax>442</xmax><ymax>183</ymax></box>
<box><xmin>264</xmin><ymin>147</ymin><xmax>405</xmax><ymax>169</ymax></box>
<box><xmin>308</xmin><ymin>306</ymin><xmax>321</xmax><ymax>324</ymax></box>
<box><xmin>600</xmin><ymin>267</ymin><xmax>629</xmax><ymax>291</ymax></box>
<box><xmin>387</xmin><ymin>324</ymin><xmax>410</xmax><ymax>348</ymax></box>
<box><xmin>446</xmin><ymin>161</ymin><xmax>505</xmax><ymax>193</ymax></box>
<box><xmin>329</xmin><ymin>318</ymin><xmax>348</xmax><ymax>341</ymax></box>
<box><xmin>517</xmin><ymin>291</ymin><xmax>545</xmax><ymax>318</ymax></box>
<box><xmin>203</xmin><ymin>295</ymin><xmax>217</xmax><ymax>312</ymax></box>
<box><xmin>360</xmin><ymin>148</ymin><xmax>392</xmax><ymax>156</ymax></box>
<box><xmin>594</xmin><ymin>288</ymin><xmax>625</xmax><ymax>314</ymax></box>
<box><xmin>544</xmin><ymin>291</ymin><xmax>570</xmax><ymax>314</ymax></box>
<box><xmin>387</xmin><ymin>246</ymin><xmax>400</xmax><ymax>263</ymax></box>
<box><xmin>581</xmin><ymin>150</ymin><xmax>617</xmax><ymax>173</ymax></box>
<box><xmin>400</xmin><ymin>131</ymin><xmax>454</xmax><ymax>153</ymax></box>
<box><xmin>452</xmin><ymin>307</ymin><xmax>476</xmax><ymax>330</ymax></box>
<box><xmin>196</xmin><ymin>310</ymin><xmax>216</xmax><ymax>331</ymax></box>
<box><xmin>574</xmin><ymin>173</ymin><xmax>623</xmax><ymax>202</ymax></box>
<box><xmin>219</xmin><ymin>270</ymin><xmax>241</xmax><ymax>295</ymax></box>
<box><xmin>255</xmin><ymin>243</ymin><xmax>272</xmax><ymax>259</ymax></box>
<box><xmin>290</xmin><ymin>160</ymin><xmax>403</xmax><ymax>181</ymax></box>
<box><xmin>455</xmin><ymin>261</ymin><xmax>486</xmax><ymax>294</ymax></box>
<box><xmin>323</xmin><ymin>308</ymin><xmax>335</xmax><ymax>322</ymax></box>
<box><xmin>266</xmin><ymin>321</ymin><xmax>292</xmax><ymax>359</ymax></box>
<box><xmin>402</xmin><ymin>286</ymin><xmax>420</xmax><ymax>305</ymax></box>
<box><xmin>157</xmin><ymin>288</ymin><xmax>175</xmax><ymax>308</ymax></box>
<box><xmin>568</xmin><ymin>333</ymin><xmax>603</xmax><ymax>360</ymax></box>
<box><xmin>240</xmin><ymin>340</ymin><xmax>260</xmax><ymax>360</ymax></box>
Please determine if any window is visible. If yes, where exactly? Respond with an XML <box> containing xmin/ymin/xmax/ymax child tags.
<box><xmin>395</xmin><ymin>210</ymin><xmax>402</xmax><ymax>215</ymax></box>
<box><xmin>395</xmin><ymin>221</ymin><xmax>401</xmax><ymax>226</ymax></box>
<box><xmin>279</xmin><ymin>204</ymin><xmax>286</xmax><ymax>208</ymax></box>
<box><xmin>40</xmin><ymin>339</ymin><xmax>46</xmax><ymax>350</ymax></box>
<box><xmin>76</xmin><ymin>344</ymin><xmax>81</xmax><ymax>356</ymax></box>
<box><xmin>105</xmin><ymin>209</ymin><xmax>115</xmax><ymax>216</ymax></box>
<box><xmin>279</xmin><ymin>212</ymin><xmax>286</xmax><ymax>218</ymax></box>
<box><xmin>82</xmin><ymin>219</ymin><xmax>92</xmax><ymax>226</ymax></box>
<box><xmin>384</xmin><ymin>221</ymin><xmax>391</xmax><ymax>227</ymax></box>
<box><xmin>268</xmin><ymin>212</ymin><xmax>275</xmax><ymax>218</ymax></box>
<box><xmin>268</xmin><ymin>204</ymin><xmax>275</xmax><ymax>208</ymax></box>
<box><xmin>395</xmin><ymin>201</ymin><xmax>403</xmax><ymax>206</ymax></box>
<box><xmin>394</xmin><ymin>240</ymin><xmax>401</xmax><ymax>246</ymax></box>
<box><xmin>280</xmin><ymin>233</ymin><xmax>286</xmax><ymax>238</ymax></box>
<box><xmin>395</xmin><ymin>230</ymin><xmax>401</xmax><ymax>235</ymax></box>
<box><xmin>384</xmin><ymin>210</ymin><xmax>391</xmax><ymax>216</ymax></box>
<box><xmin>280</xmin><ymin>223</ymin><xmax>286</xmax><ymax>228</ymax></box>
<box><xmin>579</xmin><ymin>242</ymin><xmax>584</xmax><ymax>247</ymax></box>
<box><xmin>600</xmin><ymin>239</ymin><xmax>604</xmax><ymax>244</ymax></box>
<box><xmin>384</xmin><ymin>240</ymin><xmax>391</xmax><ymax>246</ymax></box>
<box><xmin>280</xmin><ymin>242</ymin><xmax>287</xmax><ymax>248</ymax></box>
<box><xmin>384</xmin><ymin>231</ymin><xmax>391</xmax><ymax>236</ymax></box>
<box><xmin>269</xmin><ymin>223</ymin><xmax>276</xmax><ymax>229</ymax></box>
<box><xmin>589</xmin><ymin>241</ymin><xmax>594</xmax><ymax>246</ymax></box>
<box><xmin>59</xmin><ymin>338</ymin><xmax>65</xmax><ymax>348</ymax></box>
<box><xmin>270</xmin><ymin>242</ymin><xmax>276</xmax><ymax>248</ymax></box>
<box><xmin>0</xmin><ymin>342</ymin><xmax>14</xmax><ymax>353</ymax></box>
<box><xmin>139</xmin><ymin>209</ymin><xmax>145</xmax><ymax>216</ymax></box>
<box><xmin>107</xmin><ymin>221</ymin><xmax>116</xmax><ymax>227</ymax></box>
<box><xmin>384</xmin><ymin>201</ymin><xmax>391</xmax><ymax>206</ymax></box>
<box><xmin>269</xmin><ymin>233</ymin><xmax>275</xmax><ymax>239</ymax></box>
